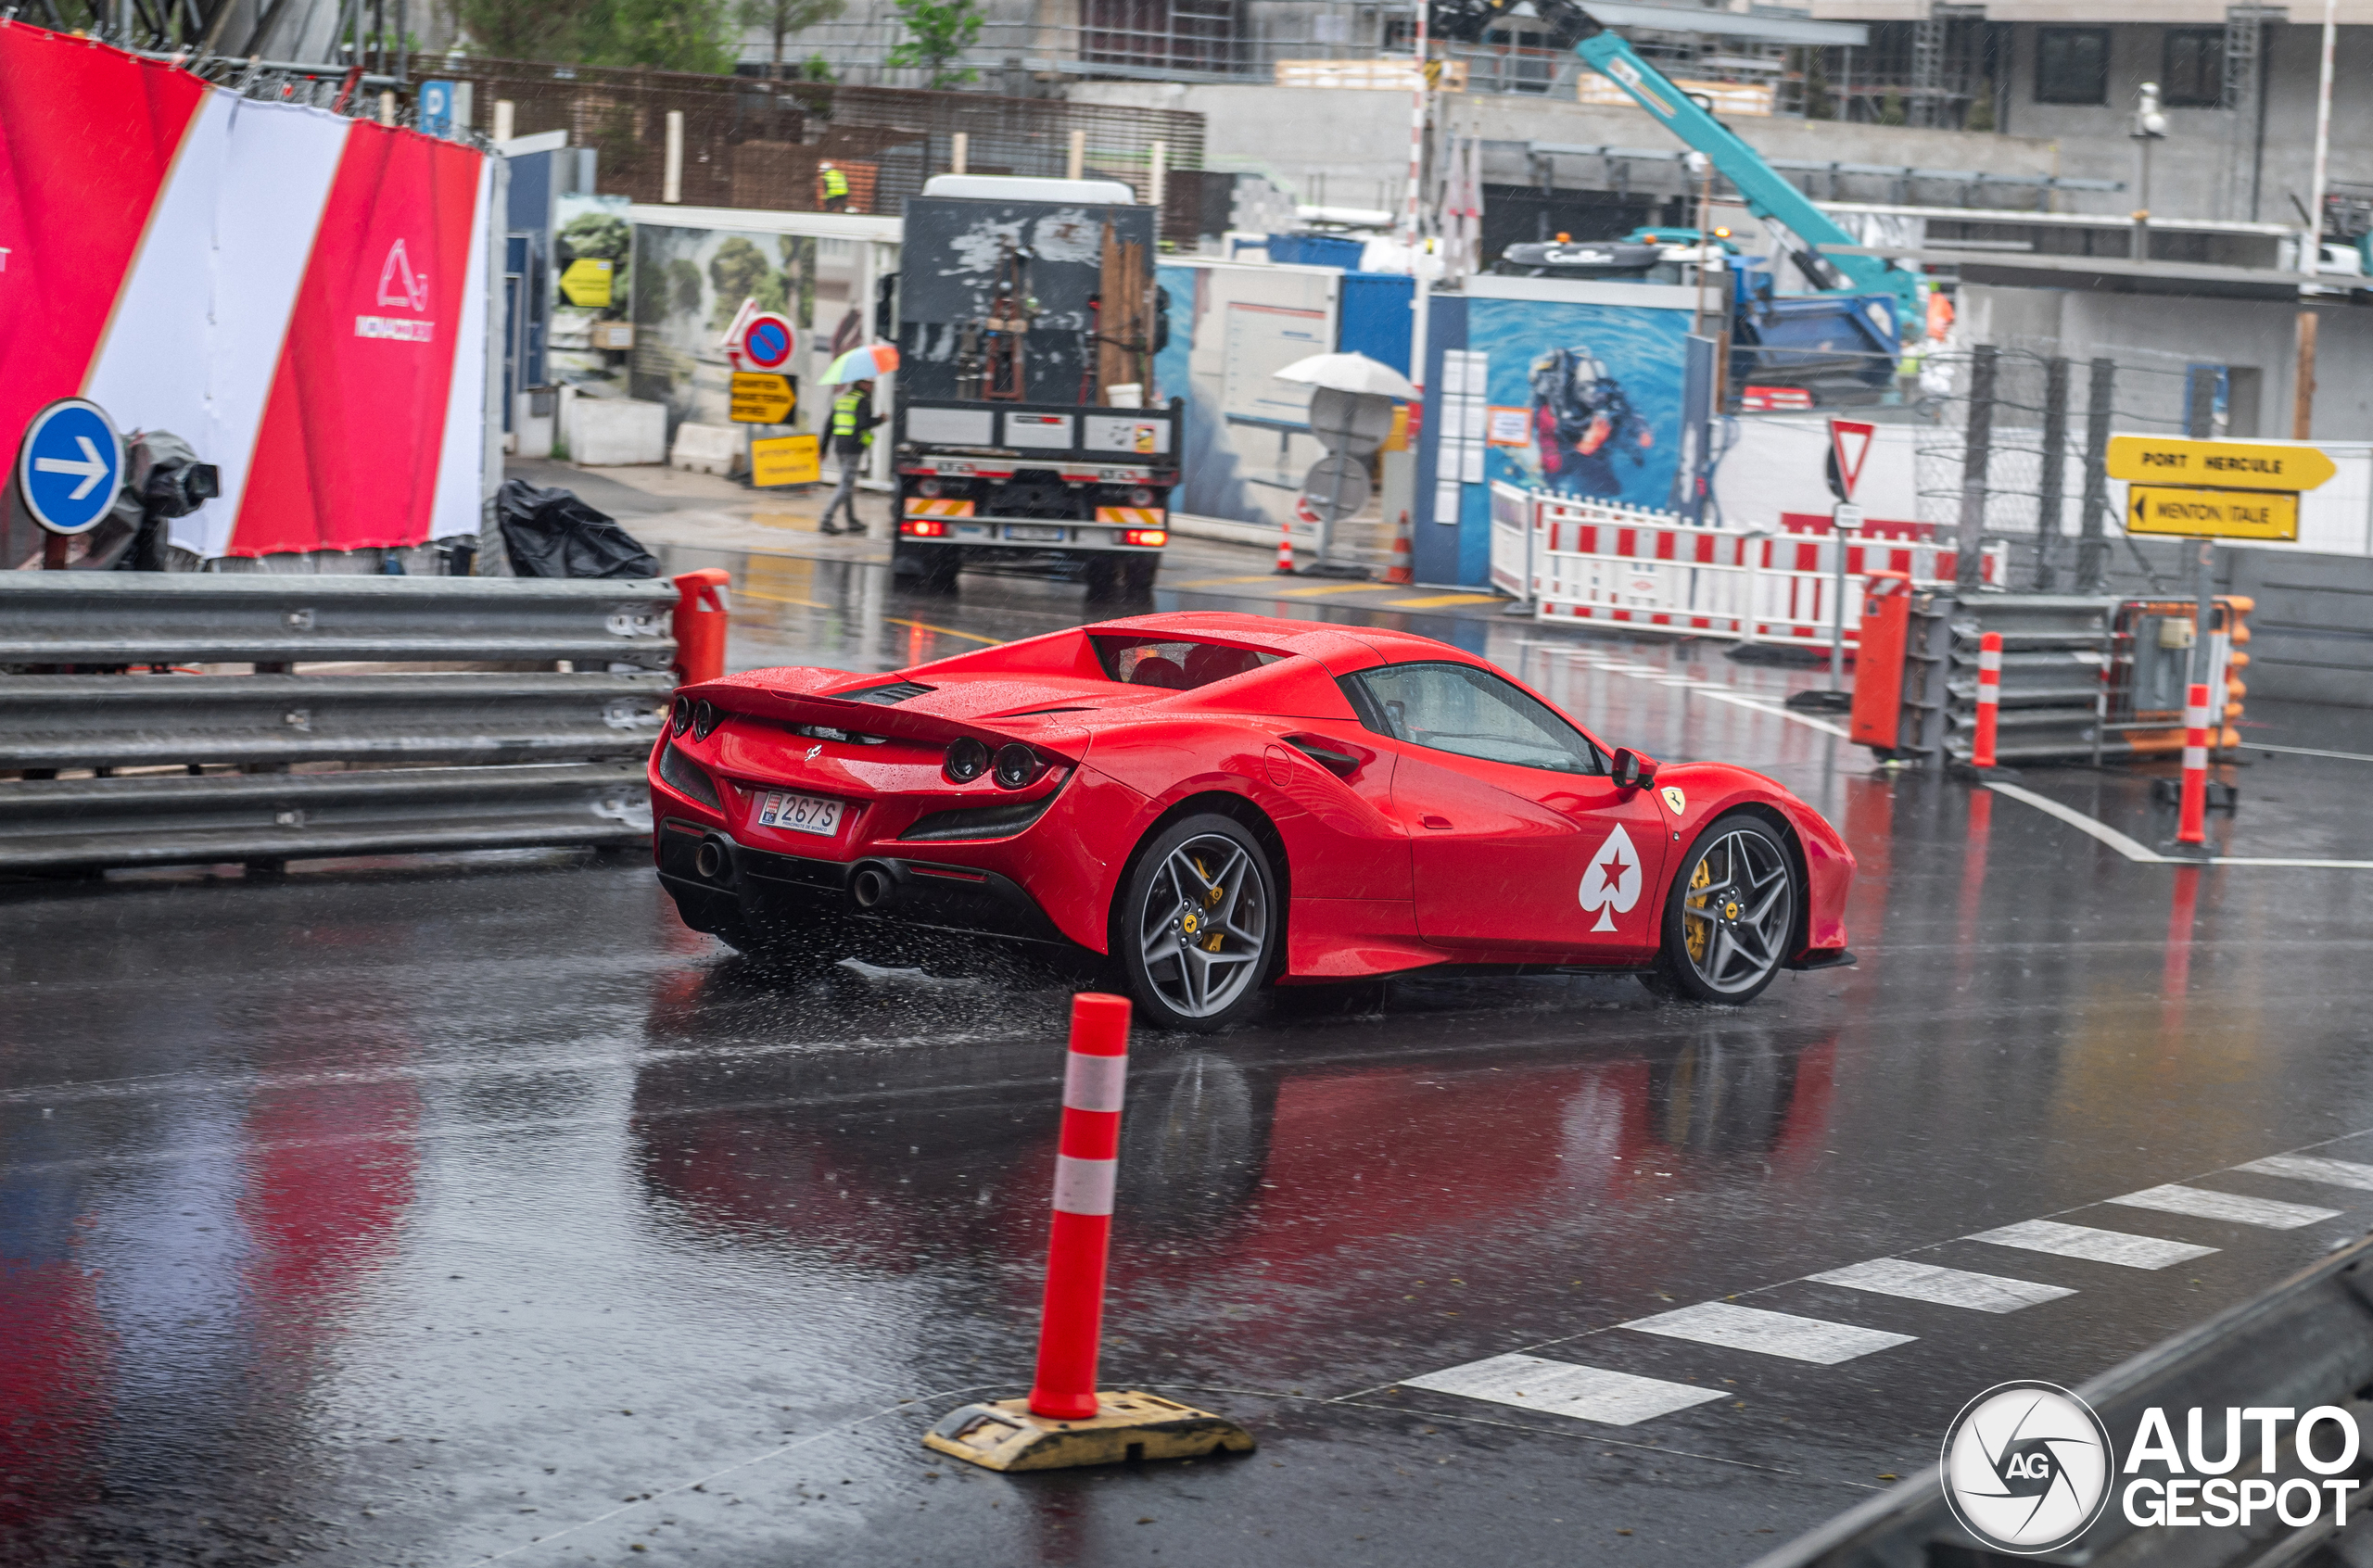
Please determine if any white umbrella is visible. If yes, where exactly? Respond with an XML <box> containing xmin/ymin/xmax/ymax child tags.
<box><xmin>1271</xmin><ymin>351</ymin><xmax>1417</xmax><ymax>400</ymax></box>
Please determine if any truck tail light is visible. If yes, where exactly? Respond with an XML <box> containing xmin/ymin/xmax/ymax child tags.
<box><xmin>902</xmin><ymin>519</ymin><xmax>948</xmax><ymax>537</ymax></box>
<box><xmin>1122</xmin><ymin>528</ymin><xmax>1166</xmax><ymax>547</ymax></box>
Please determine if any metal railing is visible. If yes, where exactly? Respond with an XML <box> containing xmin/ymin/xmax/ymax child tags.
<box><xmin>0</xmin><ymin>575</ymin><xmax>676</xmax><ymax>874</ymax></box>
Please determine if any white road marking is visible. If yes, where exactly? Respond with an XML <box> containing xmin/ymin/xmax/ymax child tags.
<box><xmin>2248</xmin><ymin>742</ymin><xmax>2373</xmax><ymax>764</ymax></box>
<box><xmin>2235</xmin><ymin>1154</ymin><xmax>2373</xmax><ymax>1191</ymax></box>
<box><xmin>2210</xmin><ymin>856</ymin><xmax>2373</xmax><ymax>869</ymax></box>
<box><xmin>1808</xmin><ymin>1258</ymin><xmax>2075</xmax><ymax>1313</ymax></box>
<box><xmin>1514</xmin><ymin>640</ymin><xmax>1851</xmax><ymax>737</ymax></box>
<box><xmin>1969</xmin><ymin>1218</ymin><xmax>2217</xmax><ymax>1269</ymax></box>
<box><xmin>2106</xmin><ymin>1183</ymin><xmax>2341</xmax><ymax>1229</ymax></box>
<box><xmin>1983</xmin><ymin>780</ymin><xmax>2166</xmax><ymax>863</ymax></box>
<box><xmin>1403</xmin><ymin>1354</ymin><xmax>1727</xmax><ymax>1426</ymax></box>
<box><xmin>1622</xmin><ymin>1301</ymin><xmax>1914</xmax><ymax>1364</ymax></box>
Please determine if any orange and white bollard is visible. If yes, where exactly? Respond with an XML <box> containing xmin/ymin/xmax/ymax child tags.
<box><xmin>2176</xmin><ymin>680</ymin><xmax>2211</xmax><ymax>846</ymax></box>
<box><xmin>1972</xmin><ymin>631</ymin><xmax>2001</xmax><ymax>770</ymax></box>
<box><xmin>1384</xmin><ymin>509</ymin><xmax>1415</xmax><ymax>585</ymax></box>
<box><xmin>921</xmin><ymin>993</ymin><xmax>1254</xmax><ymax>1472</ymax></box>
<box><xmin>1028</xmin><ymin>993</ymin><xmax>1130</xmax><ymax>1421</ymax></box>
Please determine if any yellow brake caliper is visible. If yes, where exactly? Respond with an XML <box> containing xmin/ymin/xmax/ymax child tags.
<box><xmin>1193</xmin><ymin>854</ymin><xmax>1227</xmax><ymax>951</ymax></box>
<box><xmin>1682</xmin><ymin>854</ymin><xmax>1713</xmax><ymax>962</ymax></box>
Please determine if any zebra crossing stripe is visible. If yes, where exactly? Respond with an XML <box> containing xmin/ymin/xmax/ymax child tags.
<box><xmin>1808</xmin><ymin>1258</ymin><xmax>2075</xmax><ymax>1313</ymax></box>
<box><xmin>1969</xmin><ymin>1218</ymin><xmax>2217</xmax><ymax>1269</ymax></box>
<box><xmin>2106</xmin><ymin>1183</ymin><xmax>2341</xmax><ymax>1230</ymax></box>
<box><xmin>1622</xmin><ymin>1301</ymin><xmax>1914</xmax><ymax>1364</ymax></box>
<box><xmin>1402</xmin><ymin>1354</ymin><xmax>1726</xmax><ymax>1427</ymax></box>
<box><xmin>2235</xmin><ymin>1155</ymin><xmax>2373</xmax><ymax>1192</ymax></box>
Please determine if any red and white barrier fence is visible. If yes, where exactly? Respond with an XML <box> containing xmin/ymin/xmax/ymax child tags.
<box><xmin>1028</xmin><ymin>992</ymin><xmax>1131</xmax><ymax>1422</ymax></box>
<box><xmin>1491</xmin><ymin>488</ymin><xmax>2002</xmax><ymax>650</ymax></box>
<box><xmin>1973</xmin><ymin>631</ymin><xmax>2002</xmax><ymax>769</ymax></box>
<box><xmin>2177</xmin><ymin>682</ymin><xmax>2212</xmax><ymax>847</ymax></box>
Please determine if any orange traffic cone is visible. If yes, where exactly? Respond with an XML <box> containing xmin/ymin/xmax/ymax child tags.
<box><xmin>1275</xmin><ymin>517</ymin><xmax>1295</xmax><ymax>575</ymax></box>
<box><xmin>1384</xmin><ymin>510</ymin><xmax>1414</xmax><ymax>585</ymax></box>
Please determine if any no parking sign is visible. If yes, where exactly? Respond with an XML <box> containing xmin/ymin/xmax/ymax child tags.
<box><xmin>738</xmin><ymin>312</ymin><xmax>796</xmax><ymax>373</ymax></box>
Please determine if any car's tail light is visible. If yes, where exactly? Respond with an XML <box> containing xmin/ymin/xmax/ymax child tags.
<box><xmin>1128</xmin><ymin>487</ymin><xmax>1155</xmax><ymax>507</ymax></box>
<box><xmin>1122</xmin><ymin>528</ymin><xmax>1166</xmax><ymax>547</ymax></box>
<box><xmin>944</xmin><ymin>736</ymin><xmax>991</xmax><ymax>782</ymax></box>
<box><xmin>902</xmin><ymin>519</ymin><xmax>948</xmax><ymax>537</ymax></box>
<box><xmin>992</xmin><ymin>742</ymin><xmax>1042</xmax><ymax>789</ymax></box>
<box><xmin>670</xmin><ymin>696</ymin><xmax>693</xmax><ymax>734</ymax></box>
<box><xmin>692</xmin><ymin>700</ymin><xmax>721</xmax><ymax>740</ymax></box>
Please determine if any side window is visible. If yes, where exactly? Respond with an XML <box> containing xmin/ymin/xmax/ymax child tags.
<box><xmin>1346</xmin><ymin>663</ymin><xmax>1605</xmax><ymax>776</ymax></box>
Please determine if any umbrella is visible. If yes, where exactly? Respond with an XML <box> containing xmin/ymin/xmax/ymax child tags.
<box><xmin>821</xmin><ymin>343</ymin><xmax>900</xmax><ymax>385</ymax></box>
<box><xmin>1271</xmin><ymin>351</ymin><xmax>1416</xmax><ymax>400</ymax></box>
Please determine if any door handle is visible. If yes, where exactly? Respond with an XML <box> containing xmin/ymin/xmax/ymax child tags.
<box><xmin>1420</xmin><ymin>815</ymin><xmax>1453</xmax><ymax>829</ymax></box>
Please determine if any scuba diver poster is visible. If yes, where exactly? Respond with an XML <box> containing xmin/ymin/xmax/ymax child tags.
<box><xmin>1465</xmin><ymin>295</ymin><xmax>1687</xmax><ymax>510</ymax></box>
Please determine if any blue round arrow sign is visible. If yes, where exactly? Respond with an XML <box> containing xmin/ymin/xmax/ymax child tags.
<box><xmin>17</xmin><ymin>398</ymin><xmax>125</xmax><ymax>536</ymax></box>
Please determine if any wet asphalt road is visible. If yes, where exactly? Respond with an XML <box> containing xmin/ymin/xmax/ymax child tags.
<box><xmin>9</xmin><ymin>534</ymin><xmax>2373</xmax><ymax>1567</ymax></box>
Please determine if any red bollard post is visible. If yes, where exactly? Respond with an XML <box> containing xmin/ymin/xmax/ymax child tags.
<box><xmin>2176</xmin><ymin>680</ymin><xmax>2210</xmax><ymax>846</ymax></box>
<box><xmin>1028</xmin><ymin>993</ymin><xmax>1131</xmax><ymax>1421</ymax></box>
<box><xmin>920</xmin><ymin>993</ymin><xmax>1255</xmax><ymax>1472</ymax></box>
<box><xmin>672</xmin><ymin>569</ymin><xmax>731</xmax><ymax>687</ymax></box>
<box><xmin>1972</xmin><ymin>631</ymin><xmax>2001</xmax><ymax>770</ymax></box>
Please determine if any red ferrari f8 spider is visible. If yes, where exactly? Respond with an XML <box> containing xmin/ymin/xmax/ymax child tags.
<box><xmin>648</xmin><ymin>612</ymin><xmax>1854</xmax><ymax>1030</ymax></box>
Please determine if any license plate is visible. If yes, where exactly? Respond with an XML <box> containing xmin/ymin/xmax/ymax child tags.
<box><xmin>1005</xmin><ymin>524</ymin><xmax>1065</xmax><ymax>542</ymax></box>
<box><xmin>755</xmin><ymin>790</ymin><xmax>844</xmax><ymax>837</ymax></box>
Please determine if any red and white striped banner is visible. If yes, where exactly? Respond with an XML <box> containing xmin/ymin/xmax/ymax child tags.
<box><xmin>0</xmin><ymin>25</ymin><xmax>489</xmax><ymax>561</ymax></box>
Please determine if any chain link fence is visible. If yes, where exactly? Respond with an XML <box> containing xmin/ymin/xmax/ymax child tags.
<box><xmin>1910</xmin><ymin>341</ymin><xmax>2225</xmax><ymax>594</ymax></box>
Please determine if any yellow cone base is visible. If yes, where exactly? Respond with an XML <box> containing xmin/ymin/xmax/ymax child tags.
<box><xmin>922</xmin><ymin>1391</ymin><xmax>1255</xmax><ymax>1473</ymax></box>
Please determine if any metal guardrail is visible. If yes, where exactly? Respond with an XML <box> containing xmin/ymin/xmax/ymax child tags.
<box><xmin>1</xmin><ymin>674</ymin><xmax>669</xmax><ymax>772</ymax></box>
<box><xmin>0</xmin><ymin>575</ymin><xmax>677</xmax><ymax>873</ymax></box>
<box><xmin>0</xmin><ymin>764</ymin><xmax>651</xmax><ymax>872</ymax></box>
<box><xmin>1749</xmin><ymin>1227</ymin><xmax>2373</xmax><ymax>1568</ymax></box>
<box><xmin>1941</xmin><ymin>595</ymin><xmax>2115</xmax><ymax>765</ymax></box>
<box><xmin>0</xmin><ymin>574</ymin><xmax>677</xmax><ymax>669</ymax></box>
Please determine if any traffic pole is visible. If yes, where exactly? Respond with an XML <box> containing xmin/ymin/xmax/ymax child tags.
<box><xmin>1972</xmin><ymin>631</ymin><xmax>2001</xmax><ymax>770</ymax></box>
<box><xmin>1028</xmin><ymin>993</ymin><xmax>1130</xmax><ymax>1422</ymax></box>
<box><xmin>2177</xmin><ymin>680</ymin><xmax>2211</xmax><ymax>846</ymax></box>
<box><xmin>922</xmin><ymin>994</ymin><xmax>1254</xmax><ymax>1472</ymax></box>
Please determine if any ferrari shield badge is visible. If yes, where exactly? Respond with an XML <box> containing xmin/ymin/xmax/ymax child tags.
<box><xmin>1578</xmin><ymin>825</ymin><xmax>1643</xmax><ymax>932</ymax></box>
<box><xmin>1660</xmin><ymin>786</ymin><xmax>1686</xmax><ymax>815</ymax></box>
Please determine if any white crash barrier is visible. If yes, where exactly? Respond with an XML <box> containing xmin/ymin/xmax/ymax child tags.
<box><xmin>1500</xmin><ymin>489</ymin><xmax>2003</xmax><ymax>650</ymax></box>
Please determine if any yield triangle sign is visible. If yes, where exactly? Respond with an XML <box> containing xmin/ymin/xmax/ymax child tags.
<box><xmin>1829</xmin><ymin>418</ymin><xmax>1875</xmax><ymax>502</ymax></box>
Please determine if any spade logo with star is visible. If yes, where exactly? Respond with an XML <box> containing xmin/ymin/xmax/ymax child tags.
<box><xmin>1578</xmin><ymin>824</ymin><xmax>1643</xmax><ymax>932</ymax></box>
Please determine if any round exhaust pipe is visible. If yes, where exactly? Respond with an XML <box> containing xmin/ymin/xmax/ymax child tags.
<box><xmin>849</xmin><ymin>864</ymin><xmax>894</xmax><ymax>910</ymax></box>
<box><xmin>694</xmin><ymin>834</ymin><xmax>737</xmax><ymax>883</ymax></box>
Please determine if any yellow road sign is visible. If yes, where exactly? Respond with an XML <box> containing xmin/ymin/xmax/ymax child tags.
<box><xmin>558</xmin><ymin>257</ymin><xmax>613</xmax><ymax>308</ymax></box>
<box><xmin>730</xmin><ymin>373</ymin><xmax>796</xmax><ymax>424</ymax></box>
<box><xmin>2106</xmin><ymin>435</ymin><xmax>2336</xmax><ymax>493</ymax></box>
<box><xmin>751</xmin><ymin>433</ymin><xmax>820</xmax><ymax>487</ymax></box>
<box><xmin>2126</xmin><ymin>485</ymin><xmax>2299</xmax><ymax>542</ymax></box>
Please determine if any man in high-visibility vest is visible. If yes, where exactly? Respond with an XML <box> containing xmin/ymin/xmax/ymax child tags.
<box><xmin>818</xmin><ymin>160</ymin><xmax>849</xmax><ymax>212</ymax></box>
<box><xmin>819</xmin><ymin>379</ymin><xmax>878</xmax><ymax>536</ymax></box>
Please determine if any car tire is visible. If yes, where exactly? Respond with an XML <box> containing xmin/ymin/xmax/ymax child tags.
<box><xmin>1123</xmin><ymin>557</ymin><xmax>1159</xmax><ymax>597</ymax></box>
<box><xmin>893</xmin><ymin>541</ymin><xmax>960</xmax><ymax>592</ymax></box>
<box><xmin>1113</xmin><ymin>814</ymin><xmax>1279</xmax><ymax>1032</ymax></box>
<box><xmin>1644</xmin><ymin>813</ymin><xmax>1798</xmax><ymax>1005</ymax></box>
<box><xmin>1083</xmin><ymin>557</ymin><xmax>1123</xmax><ymax>600</ymax></box>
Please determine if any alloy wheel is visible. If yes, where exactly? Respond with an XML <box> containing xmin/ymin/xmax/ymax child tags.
<box><xmin>1677</xmin><ymin>828</ymin><xmax>1795</xmax><ymax>997</ymax></box>
<box><xmin>1136</xmin><ymin>834</ymin><xmax>1269</xmax><ymax>1020</ymax></box>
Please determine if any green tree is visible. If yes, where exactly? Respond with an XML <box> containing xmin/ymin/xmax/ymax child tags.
<box><xmin>1877</xmin><ymin>89</ymin><xmax>1906</xmax><ymax>126</ymax></box>
<box><xmin>577</xmin><ymin>0</ymin><xmax>739</xmax><ymax>71</ymax></box>
<box><xmin>1965</xmin><ymin>78</ymin><xmax>1996</xmax><ymax>132</ymax></box>
<box><xmin>800</xmin><ymin>52</ymin><xmax>839</xmax><ymax>82</ymax></box>
<box><xmin>668</xmin><ymin>258</ymin><xmax>704</xmax><ymax>317</ymax></box>
<box><xmin>884</xmin><ymin>0</ymin><xmax>982</xmax><ymax>89</ymax></box>
<box><xmin>737</xmin><ymin>0</ymin><xmax>848</xmax><ymax>78</ymax></box>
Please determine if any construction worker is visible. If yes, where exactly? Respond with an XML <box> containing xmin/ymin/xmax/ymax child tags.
<box><xmin>820</xmin><ymin>378</ymin><xmax>878</xmax><ymax>536</ymax></box>
<box><xmin>818</xmin><ymin>160</ymin><xmax>849</xmax><ymax>212</ymax></box>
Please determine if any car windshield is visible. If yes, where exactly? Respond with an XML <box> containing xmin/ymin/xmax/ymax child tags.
<box><xmin>1090</xmin><ymin>636</ymin><xmax>1279</xmax><ymax>691</ymax></box>
<box><xmin>1349</xmin><ymin>662</ymin><xmax>1605</xmax><ymax>775</ymax></box>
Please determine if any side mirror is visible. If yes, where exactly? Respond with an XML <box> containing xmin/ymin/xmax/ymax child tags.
<box><xmin>1611</xmin><ymin>747</ymin><xmax>1657</xmax><ymax>790</ymax></box>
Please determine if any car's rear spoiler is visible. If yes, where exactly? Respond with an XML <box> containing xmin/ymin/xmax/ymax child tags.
<box><xmin>679</xmin><ymin>679</ymin><xmax>1093</xmax><ymax>763</ymax></box>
